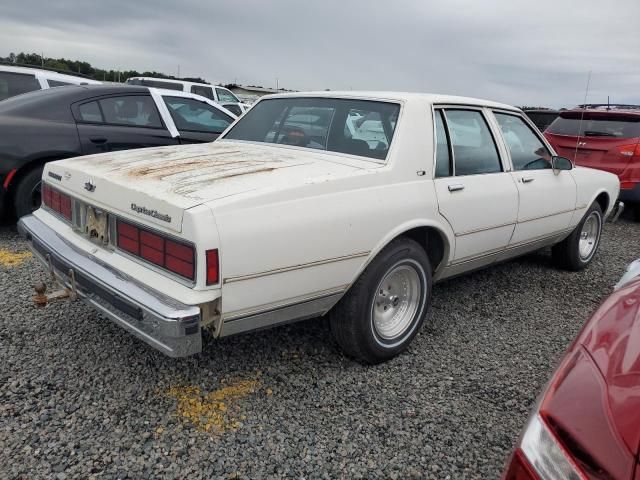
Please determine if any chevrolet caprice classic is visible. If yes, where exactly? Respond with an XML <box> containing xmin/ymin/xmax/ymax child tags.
<box><xmin>18</xmin><ymin>92</ymin><xmax>622</xmax><ymax>363</ymax></box>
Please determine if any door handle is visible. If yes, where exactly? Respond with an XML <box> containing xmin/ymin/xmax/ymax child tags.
<box><xmin>448</xmin><ymin>184</ymin><xmax>465</xmax><ymax>192</ymax></box>
<box><xmin>89</xmin><ymin>137</ymin><xmax>107</xmax><ymax>144</ymax></box>
<box><xmin>521</xmin><ymin>177</ymin><xmax>534</xmax><ymax>183</ymax></box>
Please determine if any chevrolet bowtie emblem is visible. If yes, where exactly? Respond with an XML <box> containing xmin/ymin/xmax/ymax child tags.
<box><xmin>84</xmin><ymin>180</ymin><xmax>96</xmax><ymax>192</ymax></box>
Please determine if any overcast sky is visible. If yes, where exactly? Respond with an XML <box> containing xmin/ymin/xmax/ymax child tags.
<box><xmin>1</xmin><ymin>0</ymin><xmax>638</xmax><ymax>107</ymax></box>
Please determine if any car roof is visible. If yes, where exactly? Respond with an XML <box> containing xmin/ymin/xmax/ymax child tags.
<box><xmin>264</xmin><ymin>91</ymin><xmax>520</xmax><ymax>111</ymax></box>
<box><xmin>564</xmin><ymin>104</ymin><xmax>640</xmax><ymax>117</ymax></box>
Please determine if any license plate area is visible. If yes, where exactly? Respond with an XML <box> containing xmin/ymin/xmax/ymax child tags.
<box><xmin>84</xmin><ymin>206</ymin><xmax>110</xmax><ymax>244</ymax></box>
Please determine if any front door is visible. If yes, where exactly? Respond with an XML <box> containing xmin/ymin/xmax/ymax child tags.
<box><xmin>433</xmin><ymin>108</ymin><xmax>518</xmax><ymax>262</ymax></box>
<box><xmin>161</xmin><ymin>95</ymin><xmax>235</xmax><ymax>144</ymax></box>
<box><xmin>492</xmin><ymin>112</ymin><xmax>576</xmax><ymax>245</ymax></box>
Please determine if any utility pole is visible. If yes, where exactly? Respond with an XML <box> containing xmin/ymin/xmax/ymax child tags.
<box><xmin>177</xmin><ymin>65</ymin><xmax>180</xmax><ymax>78</ymax></box>
<box><xmin>41</xmin><ymin>52</ymin><xmax>44</xmax><ymax>67</ymax></box>
<box><xmin>276</xmin><ymin>78</ymin><xmax>279</xmax><ymax>91</ymax></box>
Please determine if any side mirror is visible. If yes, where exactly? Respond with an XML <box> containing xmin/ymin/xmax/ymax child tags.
<box><xmin>552</xmin><ymin>156</ymin><xmax>573</xmax><ymax>172</ymax></box>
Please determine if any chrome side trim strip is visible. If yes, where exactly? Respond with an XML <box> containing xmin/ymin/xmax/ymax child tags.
<box><xmin>223</xmin><ymin>251</ymin><xmax>369</xmax><ymax>284</ymax></box>
<box><xmin>455</xmin><ymin>222</ymin><xmax>515</xmax><ymax>237</ymax></box>
<box><xmin>220</xmin><ymin>290</ymin><xmax>345</xmax><ymax>337</ymax></box>
<box><xmin>451</xmin><ymin>227</ymin><xmax>573</xmax><ymax>266</ymax></box>
<box><xmin>518</xmin><ymin>208</ymin><xmax>575</xmax><ymax>224</ymax></box>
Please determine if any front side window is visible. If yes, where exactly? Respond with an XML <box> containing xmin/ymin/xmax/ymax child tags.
<box><xmin>216</xmin><ymin>88</ymin><xmax>239</xmax><ymax>103</ymax></box>
<box><xmin>223</xmin><ymin>97</ymin><xmax>400</xmax><ymax>161</ymax></box>
<box><xmin>99</xmin><ymin>96</ymin><xmax>162</xmax><ymax>128</ymax></box>
<box><xmin>190</xmin><ymin>85</ymin><xmax>215</xmax><ymax>100</ymax></box>
<box><xmin>445</xmin><ymin>109</ymin><xmax>501</xmax><ymax>176</ymax></box>
<box><xmin>0</xmin><ymin>72</ymin><xmax>41</xmax><ymax>101</ymax></box>
<box><xmin>495</xmin><ymin>113</ymin><xmax>552</xmax><ymax>171</ymax></box>
<box><xmin>163</xmin><ymin>96</ymin><xmax>234</xmax><ymax>133</ymax></box>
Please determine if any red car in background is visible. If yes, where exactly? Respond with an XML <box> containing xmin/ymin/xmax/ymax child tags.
<box><xmin>544</xmin><ymin>105</ymin><xmax>640</xmax><ymax>219</ymax></box>
<box><xmin>503</xmin><ymin>260</ymin><xmax>640</xmax><ymax>480</ymax></box>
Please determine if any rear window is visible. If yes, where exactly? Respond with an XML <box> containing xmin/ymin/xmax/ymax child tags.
<box><xmin>0</xmin><ymin>71</ymin><xmax>41</xmax><ymax>101</ymax></box>
<box><xmin>223</xmin><ymin>97</ymin><xmax>400</xmax><ymax>161</ymax></box>
<box><xmin>547</xmin><ymin>113</ymin><xmax>640</xmax><ymax>138</ymax></box>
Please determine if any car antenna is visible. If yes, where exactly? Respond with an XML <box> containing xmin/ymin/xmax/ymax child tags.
<box><xmin>574</xmin><ymin>71</ymin><xmax>591</xmax><ymax>162</ymax></box>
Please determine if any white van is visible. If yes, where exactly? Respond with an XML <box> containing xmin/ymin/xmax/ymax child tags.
<box><xmin>0</xmin><ymin>65</ymin><xmax>101</xmax><ymax>101</ymax></box>
<box><xmin>125</xmin><ymin>77</ymin><xmax>248</xmax><ymax>111</ymax></box>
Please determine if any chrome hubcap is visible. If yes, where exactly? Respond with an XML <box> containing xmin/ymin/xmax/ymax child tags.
<box><xmin>372</xmin><ymin>264</ymin><xmax>421</xmax><ymax>340</ymax></box>
<box><xmin>579</xmin><ymin>212</ymin><xmax>601</xmax><ymax>260</ymax></box>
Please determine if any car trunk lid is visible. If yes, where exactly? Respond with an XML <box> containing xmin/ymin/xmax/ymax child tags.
<box><xmin>43</xmin><ymin>141</ymin><xmax>369</xmax><ymax>233</ymax></box>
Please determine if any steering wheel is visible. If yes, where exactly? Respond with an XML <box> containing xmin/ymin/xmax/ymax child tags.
<box><xmin>280</xmin><ymin>128</ymin><xmax>308</xmax><ymax>147</ymax></box>
<box><xmin>521</xmin><ymin>158</ymin><xmax>551</xmax><ymax>170</ymax></box>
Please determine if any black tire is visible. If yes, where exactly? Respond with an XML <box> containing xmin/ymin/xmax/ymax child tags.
<box><xmin>14</xmin><ymin>167</ymin><xmax>44</xmax><ymax>218</ymax></box>
<box><xmin>329</xmin><ymin>237</ymin><xmax>432</xmax><ymax>364</ymax></box>
<box><xmin>552</xmin><ymin>202</ymin><xmax>603</xmax><ymax>271</ymax></box>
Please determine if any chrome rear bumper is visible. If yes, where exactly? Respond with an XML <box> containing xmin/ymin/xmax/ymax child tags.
<box><xmin>18</xmin><ymin>214</ymin><xmax>202</xmax><ymax>357</ymax></box>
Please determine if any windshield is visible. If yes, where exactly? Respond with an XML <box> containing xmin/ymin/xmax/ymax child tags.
<box><xmin>223</xmin><ymin>97</ymin><xmax>400</xmax><ymax>161</ymax></box>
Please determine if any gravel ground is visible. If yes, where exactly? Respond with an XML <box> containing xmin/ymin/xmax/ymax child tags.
<box><xmin>1</xmin><ymin>215</ymin><xmax>639</xmax><ymax>479</ymax></box>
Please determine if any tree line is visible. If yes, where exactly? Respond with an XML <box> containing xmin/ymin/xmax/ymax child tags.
<box><xmin>1</xmin><ymin>52</ymin><xmax>208</xmax><ymax>84</ymax></box>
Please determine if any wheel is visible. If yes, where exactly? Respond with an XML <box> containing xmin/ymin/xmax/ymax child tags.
<box><xmin>14</xmin><ymin>167</ymin><xmax>44</xmax><ymax>218</ymax></box>
<box><xmin>552</xmin><ymin>202</ymin><xmax>603</xmax><ymax>271</ymax></box>
<box><xmin>329</xmin><ymin>237</ymin><xmax>432</xmax><ymax>364</ymax></box>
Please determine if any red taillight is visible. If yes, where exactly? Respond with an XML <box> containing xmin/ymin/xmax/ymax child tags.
<box><xmin>41</xmin><ymin>183</ymin><xmax>72</xmax><ymax>221</ymax></box>
<box><xmin>206</xmin><ymin>249</ymin><xmax>219</xmax><ymax>285</ymax></box>
<box><xmin>116</xmin><ymin>219</ymin><xmax>195</xmax><ymax>281</ymax></box>
<box><xmin>617</xmin><ymin>143</ymin><xmax>640</xmax><ymax>159</ymax></box>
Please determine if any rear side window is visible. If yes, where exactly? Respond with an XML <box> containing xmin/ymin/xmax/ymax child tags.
<box><xmin>434</xmin><ymin>110</ymin><xmax>451</xmax><ymax>178</ymax></box>
<box><xmin>163</xmin><ymin>96</ymin><xmax>233</xmax><ymax>133</ymax></box>
<box><xmin>224</xmin><ymin>97</ymin><xmax>400</xmax><ymax>161</ymax></box>
<box><xmin>222</xmin><ymin>103</ymin><xmax>242</xmax><ymax>116</ymax></box>
<box><xmin>99</xmin><ymin>96</ymin><xmax>163</xmax><ymax>128</ymax></box>
<box><xmin>140</xmin><ymin>79</ymin><xmax>183</xmax><ymax>91</ymax></box>
<box><xmin>0</xmin><ymin>72</ymin><xmax>41</xmax><ymax>101</ymax></box>
<box><xmin>547</xmin><ymin>114</ymin><xmax>640</xmax><ymax>139</ymax></box>
<box><xmin>48</xmin><ymin>79</ymin><xmax>74</xmax><ymax>88</ymax></box>
<box><xmin>78</xmin><ymin>101</ymin><xmax>103</xmax><ymax>123</ymax></box>
<box><xmin>445</xmin><ymin>109</ymin><xmax>502</xmax><ymax>176</ymax></box>
<box><xmin>216</xmin><ymin>88</ymin><xmax>239</xmax><ymax>103</ymax></box>
<box><xmin>190</xmin><ymin>85</ymin><xmax>215</xmax><ymax>100</ymax></box>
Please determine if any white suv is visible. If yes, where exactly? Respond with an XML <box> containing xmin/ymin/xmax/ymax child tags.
<box><xmin>126</xmin><ymin>76</ymin><xmax>249</xmax><ymax>112</ymax></box>
<box><xmin>0</xmin><ymin>65</ymin><xmax>101</xmax><ymax>101</ymax></box>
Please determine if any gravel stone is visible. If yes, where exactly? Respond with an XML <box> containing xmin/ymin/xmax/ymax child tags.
<box><xmin>1</xmin><ymin>214</ymin><xmax>638</xmax><ymax>479</ymax></box>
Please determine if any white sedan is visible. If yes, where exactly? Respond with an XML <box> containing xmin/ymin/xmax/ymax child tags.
<box><xmin>19</xmin><ymin>92</ymin><xmax>621</xmax><ymax>363</ymax></box>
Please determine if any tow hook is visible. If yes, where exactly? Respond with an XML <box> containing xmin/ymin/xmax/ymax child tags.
<box><xmin>32</xmin><ymin>268</ymin><xmax>78</xmax><ymax>307</ymax></box>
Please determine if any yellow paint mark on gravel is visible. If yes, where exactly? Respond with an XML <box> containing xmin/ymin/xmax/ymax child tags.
<box><xmin>166</xmin><ymin>378</ymin><xmax>261</xmax><ymax>433</ymax></box>
<box><xmin>0</xmin><ymin>249</ymin><xmax>32</xmax><ymax>268</ymax></box>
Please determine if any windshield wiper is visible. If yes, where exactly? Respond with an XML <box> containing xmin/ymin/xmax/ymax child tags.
<box><xmin>583</xmin><ymin>130</ymin><xmax>617</xmax><ymax>137</ymax></box>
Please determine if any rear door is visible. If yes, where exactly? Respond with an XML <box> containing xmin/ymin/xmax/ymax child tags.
<box><xmin>545</xmin><ymin>112</ymin><xmax>640</xmax><ymax>175</ymax></box>
<box><xmin>433</xmin><ymin>107</ymin><xmax>518</xmax><ymax>262</ymax></box>
<box><xmin>161</xmin><ymin>95</ymin><xmax>235</xmax><ymax>143</ymax></box>
<box><xmin>73</xmin><ymin>94</ymin><xmax>178</xmax><ymax>154</ymax></box>
<box><xmin>493</xmin><ymin>111</ymin><xmax>576</xmax><ymax>244</ymax></box>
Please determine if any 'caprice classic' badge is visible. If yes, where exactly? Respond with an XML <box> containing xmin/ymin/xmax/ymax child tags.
<box><xmin>131</xmin><ymin>203</ymin><xmax>172</xmax><ymax>223</ymax></box>
<box><xmin>48</xmin><ymin>171</ymin><xmax>62</xmax><ymax>181</ymax></box>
